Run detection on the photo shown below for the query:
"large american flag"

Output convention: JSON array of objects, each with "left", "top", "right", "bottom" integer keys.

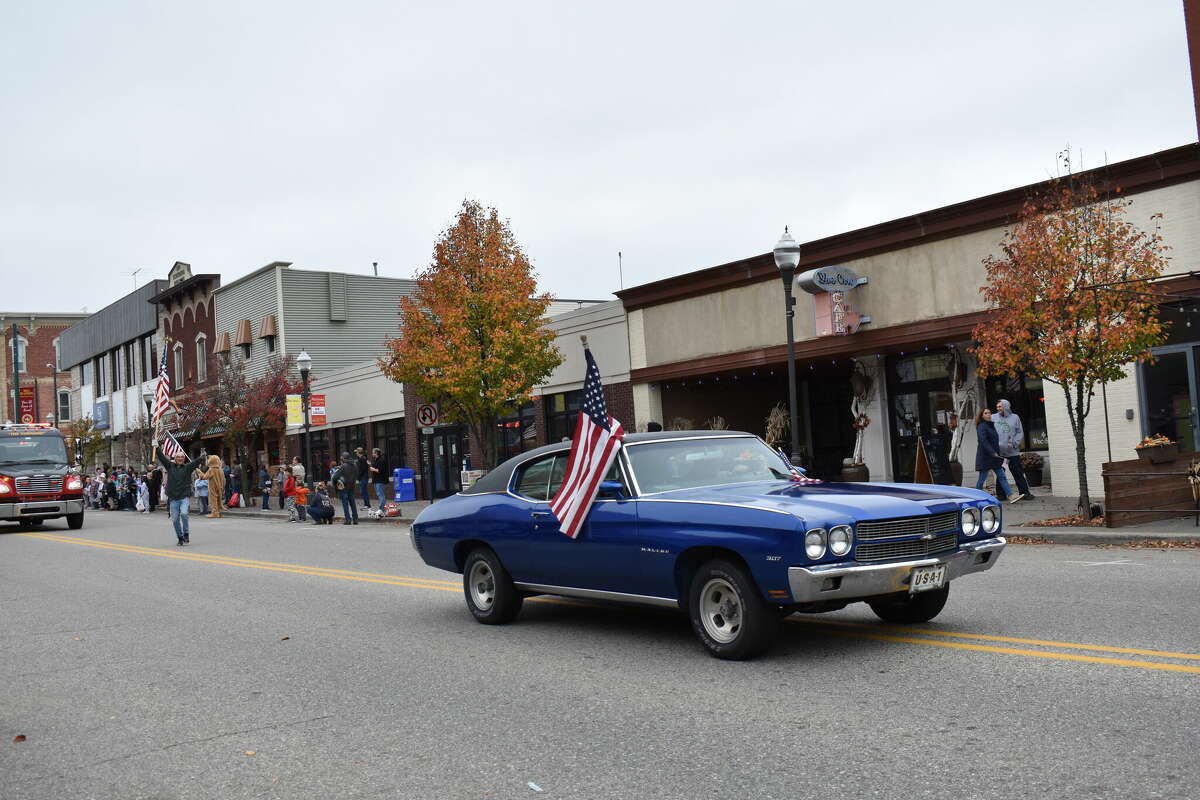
[
  {"left": 159, "top": 430, "right": 185, "bottom": 459},
  {"left": 151, "top": 346, "right": 171, "bottom": 425},
  {"left": 549, "top": 347, "right": 625, "bottom": 538}
]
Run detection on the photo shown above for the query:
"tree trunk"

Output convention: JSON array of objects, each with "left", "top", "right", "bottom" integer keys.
[{"left": 1066, "top": 381, "right": 1092, "bottom": 516}]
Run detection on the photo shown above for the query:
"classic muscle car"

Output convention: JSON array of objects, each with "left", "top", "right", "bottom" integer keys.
[{"left": 410, "top": 431, "right": 1006, "bottom": 659}]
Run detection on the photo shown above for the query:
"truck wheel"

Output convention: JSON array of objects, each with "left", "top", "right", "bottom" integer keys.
[
  {"left": 463, "top": 548, "right": 523, "bottom": 624},
  {"left": 688, "top": 559, "right": 777, "bottom": 660},
  {"left": 18, "top": 519, "right": 38, "bottom": 529},
  {"left": 867, "top": 585, "right": 949, "bottom": 624},
  {"left": 67, "top": 511, "right": 85, "bottom": 530}
]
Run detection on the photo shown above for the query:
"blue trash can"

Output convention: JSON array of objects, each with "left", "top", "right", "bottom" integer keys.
[{"left": 393, "top": 468, "right": 416, "bottom": 502}]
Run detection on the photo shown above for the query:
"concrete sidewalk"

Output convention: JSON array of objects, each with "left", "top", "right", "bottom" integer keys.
[
  {"left": 999, "top": 492, "right": 1199, "bottom": 545},
  {"left": 219, "top": 499, "right": 432, "bottom": 526}
]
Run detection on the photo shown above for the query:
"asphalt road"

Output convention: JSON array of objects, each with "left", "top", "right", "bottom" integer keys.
[{"left": 2, "top": 510, "right": 1198, "bottom": 800}]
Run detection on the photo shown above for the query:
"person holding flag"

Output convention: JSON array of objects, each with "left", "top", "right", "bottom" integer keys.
[
  {"left": 155, "top": 433, "right": 205, "bottom": 545},
  {"left": 549, "top": 337, "right": 626, "bottom": 538}
]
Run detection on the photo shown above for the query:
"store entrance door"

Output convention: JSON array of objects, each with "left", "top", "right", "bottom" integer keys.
[
  {"left": 1141, "top": 346, "right": 1199, "bottom": 453},
  {"left": 423, "top": 426, "right": 465, "bottom": 499},
  {"left": 887, "top": 352, "right": 955, "bottom": 484}
]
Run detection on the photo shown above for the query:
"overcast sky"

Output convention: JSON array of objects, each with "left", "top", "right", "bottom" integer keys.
[{"left": 2, "top": 1, "right": 1194, "bottom": 312}]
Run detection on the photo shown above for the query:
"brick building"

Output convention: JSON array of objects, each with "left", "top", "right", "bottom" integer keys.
[
  {"left": 0, "top": 312, "right": 87, "bottom": 427},
  {"left": 148, "top": 262, "right": 220, "bottom": 456}
]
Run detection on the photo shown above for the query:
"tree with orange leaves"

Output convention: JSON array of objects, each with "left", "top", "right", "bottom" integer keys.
[
  {"left": 972, "top": 165, "right": 1169, "bottom": 515},
  {"left": 380, "top": 200, "right": 561, "bottom": 469}
]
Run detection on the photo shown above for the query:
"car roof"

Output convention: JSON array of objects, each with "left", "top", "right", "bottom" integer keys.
[{"left": 461, "top": 430, "right": 758, "bottom": 495}]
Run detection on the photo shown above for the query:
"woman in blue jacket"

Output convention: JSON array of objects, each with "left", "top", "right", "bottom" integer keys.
[{"left": 975, "top": 408, "right": 1016, "bottom": 501}]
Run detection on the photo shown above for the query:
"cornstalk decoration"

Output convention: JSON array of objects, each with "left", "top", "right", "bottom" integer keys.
[{"left": 849, "top": 360, "right": 876, "bottom": 465}]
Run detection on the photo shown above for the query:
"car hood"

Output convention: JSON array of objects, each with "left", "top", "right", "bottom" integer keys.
[{"left": 645, "top": 480, "right": 992, "bottom": 524}]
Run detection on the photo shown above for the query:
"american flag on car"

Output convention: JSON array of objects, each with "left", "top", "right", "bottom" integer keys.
[{"left": 548, "top": 344, "right": 625, "bottom": 538}]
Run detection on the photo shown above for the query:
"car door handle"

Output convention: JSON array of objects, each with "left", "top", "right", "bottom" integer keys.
[{"left": 531, "top": 511, "right": 553, "bottom": 518}]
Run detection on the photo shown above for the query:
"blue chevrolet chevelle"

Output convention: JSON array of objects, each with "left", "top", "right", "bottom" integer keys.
[{"left": 410, "top": 431, "right": 1006, "bottom": 659}]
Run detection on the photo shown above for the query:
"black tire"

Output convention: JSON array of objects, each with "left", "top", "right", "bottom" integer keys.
[
  {"left": 17, "top": 519, "right": 38, "bottom": 529},
  {"left": 687, "top": 559, "right": 777, "bottom": 660},
  {"left": 67, "top": 511, "right": 84, "bottom": 530},
  {"left": 867, "top": 585, "right": 950, "bottom": 624},
  {"left": 462, "top": 548, "right": 523, "bottom": 625}
]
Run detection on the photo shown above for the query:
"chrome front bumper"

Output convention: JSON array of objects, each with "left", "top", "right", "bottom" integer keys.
[
  {"left": 0, "top": 499, "right": 85, "bottom": 519},
  {"left": 787, "top": 537, "right": 1006, "bottom": 603}
]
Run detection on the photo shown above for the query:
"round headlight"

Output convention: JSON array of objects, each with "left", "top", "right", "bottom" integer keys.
[
  {"left": 961, "top": 507, "right": 979, "bottom": 537},
  {"left": 805, "top": 529, "right": 827, "bottom": 560},
  {"left": 981, "top": 504, "right": 1000, "bottom": 534},
  {"left": 828, "top": 525, "right": 853, "bottom": 557},
  {"left": 0, "top": 483, "right": 10, "bottom": 494}
]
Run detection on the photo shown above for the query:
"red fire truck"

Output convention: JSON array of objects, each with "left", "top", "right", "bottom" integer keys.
[{"left": 0, "top": 423, "right": 85, "bottom": 529}]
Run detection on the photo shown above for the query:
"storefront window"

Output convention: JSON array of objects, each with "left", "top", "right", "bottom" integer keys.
[
  {"left": 894, "top": 353, "right": 950, "bottom": 383},
  {"left": 495, "top": 402, "right": 536, "bottom": 462},
  {"left": 545, "top": 391, "right": 582, "bottom": 443},
  {"left": 887, "top": 352, "right": 954, "bottom": 483},
  {"left": 333, "top": 424, "right": 366, "bottom": 460},
  {"left": 984, "top": 374, "right": 1048, "bottom": 451},
  {"left": 371, "top": 418, "right": 406, "bottom": 471}
]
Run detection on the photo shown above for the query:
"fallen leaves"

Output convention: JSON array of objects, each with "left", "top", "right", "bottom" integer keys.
[
  {"left": 243, "top": 750, "right": 257, "bottom": 756},
  {"left": 280, "top": 636, "right": 289, "bottom": 641},
  {"left": 1020, "top": 515, "right": 1106, "bottom": 527},
  {"left": 1093, "top": 539, "right": 1200, "bottom": 550},
  {"left": 1003, "top": 535, "right": 1055, "bottom": 545},
  {"left": 13, "top": 735, "right": 26, "bottom": 743}
]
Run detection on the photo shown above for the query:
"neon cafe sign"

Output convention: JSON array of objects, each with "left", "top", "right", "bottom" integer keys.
[{"left": 796, "top": 265, "right": 872, "bottom": 336}]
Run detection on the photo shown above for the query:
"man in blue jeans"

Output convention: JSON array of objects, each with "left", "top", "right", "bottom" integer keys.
[
  {"left": 332, "top": 451, "right": 359, "bottom": 525},
  {"left": 156, "top": 447, "right": 206, "bottom": 546}
]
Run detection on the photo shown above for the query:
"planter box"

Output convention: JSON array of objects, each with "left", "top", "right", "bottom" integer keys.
[
  {"left": 1025, "top": 468, "right": 1043, "bottom": 487},
  {"left": 1136, "top": 444, "right": 1179, "bottom": 464}
]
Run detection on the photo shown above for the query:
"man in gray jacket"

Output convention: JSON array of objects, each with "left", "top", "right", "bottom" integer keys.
[{"left": 994, "top": 399, "right": 1033, "bottom": 501}]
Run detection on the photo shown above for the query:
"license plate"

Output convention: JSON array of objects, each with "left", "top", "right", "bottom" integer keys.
[{"left": 910, "top": 563, "right": 947, "bottom": 593}]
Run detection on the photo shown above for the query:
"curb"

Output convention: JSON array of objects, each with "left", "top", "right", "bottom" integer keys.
[
  {"left": 1008, "top": 527, "right": 1200, "bottom": 546},
  {"left": 216, "top": 510, "right": 416, "bottom": 526}
]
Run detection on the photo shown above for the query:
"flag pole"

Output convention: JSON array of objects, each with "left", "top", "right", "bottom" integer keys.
[{"left": 580, "top": 334, "right": 588, "bottom": 349}]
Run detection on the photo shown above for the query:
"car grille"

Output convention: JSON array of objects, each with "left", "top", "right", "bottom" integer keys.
[
  {"left": 16, "top": 476, "right": 63, "bottom": 494},
  {"left": 855, "top": 511, "right": 960, "bottom": 541},
  {"left": 856, "top": 531, "right": 959, "bottom": 562}
]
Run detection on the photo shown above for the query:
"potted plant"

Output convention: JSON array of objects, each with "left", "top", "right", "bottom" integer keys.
[
  {"left": 1020, "top": 451, "right": 1044, "bottom": 487},
  {"left": 1135, "top": 434, "right": 1178, "bottom": 464}
]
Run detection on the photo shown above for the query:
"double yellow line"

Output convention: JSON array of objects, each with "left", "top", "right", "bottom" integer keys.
[
  {"left": 23, "top": 532, "right": 461, "bottom": 593},
  {"left": 22, "top": 531, "right": 1200, "bottom": 675}
]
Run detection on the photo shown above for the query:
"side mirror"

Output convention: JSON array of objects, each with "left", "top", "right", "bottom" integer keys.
[{"left": 597, "top": 480, "right": 625, "bottom": 498}]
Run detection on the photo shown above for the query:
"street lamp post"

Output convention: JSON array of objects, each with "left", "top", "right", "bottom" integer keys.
[
  {"left": 297, "top": 350, "right": 312, "bottom": 484},
  {"left": 773, "top": 227, "right": 803, "bottom": 466}
]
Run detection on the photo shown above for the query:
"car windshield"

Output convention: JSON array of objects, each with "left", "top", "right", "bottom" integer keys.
[
  {"left": 0, "top": 434, "right": 69, "bottom": 465},
  {"left": 626, "top": 436, "right": 792, "bottom": 494}
]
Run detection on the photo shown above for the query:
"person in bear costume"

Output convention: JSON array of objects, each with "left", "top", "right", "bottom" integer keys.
[{"left": 201, "top": 455, "right": 227, "bottom": 518}]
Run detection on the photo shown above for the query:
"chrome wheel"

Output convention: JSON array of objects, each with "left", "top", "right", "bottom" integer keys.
[
  {"left": 699, "top": 577, "right": 743, "bottom": 644},
  {"left": 468, "top": 559, "right": 496, "bottom": 611}
]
